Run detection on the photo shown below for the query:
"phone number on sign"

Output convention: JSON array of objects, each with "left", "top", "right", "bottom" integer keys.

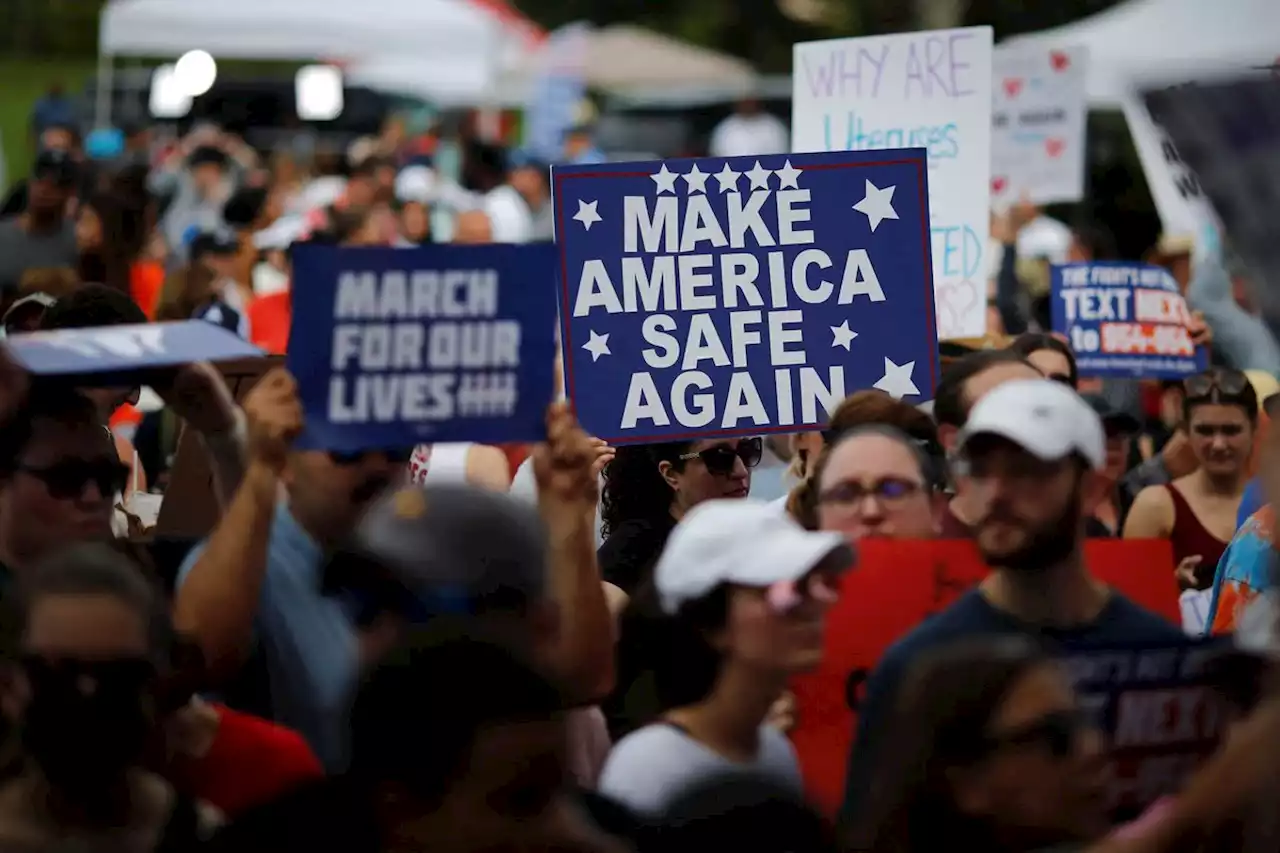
[{"left": 1100, "top": 323, "right": 1194, "bottom": 357}]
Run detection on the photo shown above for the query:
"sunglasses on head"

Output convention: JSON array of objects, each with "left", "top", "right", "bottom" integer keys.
[
  {"left": 329, "top": 448, "right": 415, "bottom": 466},
  {"left": 978, "top": 709, "right": 1093, "bottom": 760},
  {"left": 18, "top": 458, "right": 130, "bottom": 500},
  {"left": 678, "top": 438, "right": 763, "bottom": 476},
  {"left": 1184, "top": 369, "right": 1249, "bottom": 399}
]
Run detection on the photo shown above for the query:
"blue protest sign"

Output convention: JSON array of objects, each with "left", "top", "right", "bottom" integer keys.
[
  {"left": 1060, "top": 637, "right": 1231, "bottom": 819},
  {"left": 288, "top": 243, "right": 558, "bottom": 452},
  {"left": 7, "top": 321, "right": 261, "bottom": 383},
  {"left": 553, "top": 150, "right": 939, "bottom": 444},
  {"left": 1051, "top": 261, "right": 1208, "bottom": 379}
]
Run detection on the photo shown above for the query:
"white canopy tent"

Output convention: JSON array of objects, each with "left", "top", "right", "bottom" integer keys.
[
  {"left": 1000, "top": 0, "right": 1280, "bottom": 106},
  {"left": 347, "top": 24, "right": 756, "bottom": 104},
  {"left": 96, "top": 0, "right": 515, "bottom": 120}
]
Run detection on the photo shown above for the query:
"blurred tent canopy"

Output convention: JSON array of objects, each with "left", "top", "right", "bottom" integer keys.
[
  {"left": 1001, "top": 0, "right": 1280, "bottom": 105},
  {"left": 346, "top": 24, "right": 757, "bottom": 105},
  {"left": 96, "top": 0, "right": 525, "bottom": 106}
]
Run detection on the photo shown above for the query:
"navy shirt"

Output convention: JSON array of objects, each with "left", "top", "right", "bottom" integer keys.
[{"left": 840, "top": 587, "right": 1183, "bottom": 824}]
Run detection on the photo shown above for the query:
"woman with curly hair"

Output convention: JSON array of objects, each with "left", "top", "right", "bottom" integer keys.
[{"left": 598, "top": 437, "right": 762, "bottom": 596}]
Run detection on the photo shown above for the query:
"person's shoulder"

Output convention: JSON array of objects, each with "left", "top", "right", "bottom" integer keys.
[
  {"left": 608, "top": 723, "right": 690, "bottom": 759},
  {"left": 1101, "top": 593, "right": 1185, "bottom": 641},
  {"left": 876, "top": 592, "right": 993, "bottom": 671}
]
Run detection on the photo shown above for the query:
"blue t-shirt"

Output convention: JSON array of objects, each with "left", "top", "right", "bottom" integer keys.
[{"left": 839, "top": 587, "right": 1183, "bottom": 824}]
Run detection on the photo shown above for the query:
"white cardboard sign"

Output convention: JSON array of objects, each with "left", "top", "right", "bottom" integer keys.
[
  {"left": 991, "top": 44, "right": 1088, "bottom": 206},
  {"left": 792, "top": 26, "right": 994, "bottom": 339}
]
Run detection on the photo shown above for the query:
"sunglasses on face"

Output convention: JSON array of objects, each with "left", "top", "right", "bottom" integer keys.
[
  {"left": 979, "top": 709, "right": 1094, "bottom": 760},
  {"left": 329, "top": 448, "right": 415, "bottom": 466},
  {"left": 22, "top": 655, "right": 156, "bottom": 695},
  {"left": 18, "top": 458, "right": 130, "bottom": 500},
  {"left": 1184, "top": 369, "right": 1249, "bottom": 398},
  {"left": 679, "top": 438, "right": 763, "bottom": 476}
]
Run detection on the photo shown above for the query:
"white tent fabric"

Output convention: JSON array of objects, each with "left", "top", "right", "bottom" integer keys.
[
  {"left": 347, "top": 24, "right": 755, "bottom": 103},
  {"left": 1000, "top": 0, "right": 1280, "bottom": 106},
  {"left": 99, "top": 0, "right": 503, "bottom": 67}
]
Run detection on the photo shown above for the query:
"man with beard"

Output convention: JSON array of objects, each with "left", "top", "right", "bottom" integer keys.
[{"left": 839, "top": 379, "right": 1182, "bottom": 825}]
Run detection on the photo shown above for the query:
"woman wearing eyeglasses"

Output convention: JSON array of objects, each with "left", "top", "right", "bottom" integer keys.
[
  {"left": 850, "top": 636, "right": 1109, "bottom": 853},
  {"left": 1124, "top": 369, "right": 1259, "bottom": 591}
]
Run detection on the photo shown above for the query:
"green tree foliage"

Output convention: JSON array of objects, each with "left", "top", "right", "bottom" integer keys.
[{"left": 0, "top": 0, "right": 109, "bottom": 59}]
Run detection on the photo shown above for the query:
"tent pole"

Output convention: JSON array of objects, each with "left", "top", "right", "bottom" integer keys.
[{"left": 94, "top": 51, "right": 115, "bottom": 129}]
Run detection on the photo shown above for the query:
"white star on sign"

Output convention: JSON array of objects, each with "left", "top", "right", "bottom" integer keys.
[
  {"left": 582, "top": 330, "right": 611, "bottom": 362},
  {"left": 572, "top": 199, "right": 601, "bottom": 231},
  {"left": 714, "top": 163, "right": 741, "bottom": 193},
  {"left": 853, "top": 179, "right": 899, "bottom": 232},
  {"left": 650, "top": 164, "right": 678, "bottom": 194},
  {"left": 745, "top": 161, "right": 773, "bottom": 190},
  {"left": 775, "top": 159, "right": 803, "bottom": 189},
  {"left": 830, "top": 320, "right": 858, "bottom": 351},
  {"left": 873, "top": 358, "right": 920, "bottom": 399},
  {"left": 682, "top": 164, "right": 709, "bottom": 194}
]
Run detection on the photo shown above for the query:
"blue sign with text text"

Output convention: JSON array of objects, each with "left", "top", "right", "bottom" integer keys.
[
  {"left": 1052, "top": 262, "right": 1207, "bottom": 379},
  {"left": 7, "top": 321, "right": 261, "bottom": 384},
  {"left": 288, "top": 243, "right": 559, "bottom": 452},
  {"left": 553, "top": 150, "right": 939, "bottom": 444}
]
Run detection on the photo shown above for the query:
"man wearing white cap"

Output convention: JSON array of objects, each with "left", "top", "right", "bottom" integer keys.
[{"left": 840, "top": 379, "right": 1183, "bottom": 823}]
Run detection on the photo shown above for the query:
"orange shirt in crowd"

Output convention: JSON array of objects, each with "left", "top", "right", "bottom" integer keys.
[
  {"left": 168, "top": 704, "right": 324, "bottom": 817},
  {"left": 130, "top": 261, "right": 166, "bottom": 319},
  {"left": 248, "top": 291, "right": 292, "bottom": 354}
]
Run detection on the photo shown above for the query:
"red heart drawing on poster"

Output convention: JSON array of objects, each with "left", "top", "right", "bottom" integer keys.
[
  {"left": 1050, "top": 51, "right": 1070, "bottom": 71},
  {"left": 1045, "top": 138, "right": 1065, "bottom": 157},
  {"left": 992, "top": 176, "right": 1007, "bottom": 193},
  {"left": 1003, "top": 78, "right": 1023, "bottom": 97}
]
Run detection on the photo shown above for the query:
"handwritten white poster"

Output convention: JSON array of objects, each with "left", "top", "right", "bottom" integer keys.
[
  {"left": 991, "top": 45, "right": 1088, "bottom": 206},
  {"left": 793, "top": 27, "right": 994, "bottom": 339}
]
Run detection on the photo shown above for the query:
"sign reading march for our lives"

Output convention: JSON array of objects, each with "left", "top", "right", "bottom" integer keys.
[
  {"left": 793, "top": 27, "right": 993, "bottom": 339},
  {"left": 552, "top": 150, "right": 940, "bottom": 445},
  {"left": 287, "top": 243, "right": 558, "bottom": 452},
  {"left": 7, "top": 321, "right": 261, "bottom": 384},
  {"left": 1051, "top": 262, "right": 1207, "bottom": 379}
]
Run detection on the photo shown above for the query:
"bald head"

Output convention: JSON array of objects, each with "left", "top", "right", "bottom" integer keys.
[{"left": 453, "top": 210, "right": 493, "bottom": 245}]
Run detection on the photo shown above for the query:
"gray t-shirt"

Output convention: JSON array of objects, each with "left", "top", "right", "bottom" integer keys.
[
  {"left": 0, "top": 217, "right": 77, "bottom": 295},
  {"left": 597, "top": 723, "right": 801, "bottom": 815}
]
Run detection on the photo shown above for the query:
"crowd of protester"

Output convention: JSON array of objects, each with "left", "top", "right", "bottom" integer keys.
[{"left": 5, "top": 92, "right": 1280, "bottom": 853}]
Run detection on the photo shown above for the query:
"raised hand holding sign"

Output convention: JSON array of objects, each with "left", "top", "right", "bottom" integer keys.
[{"left": 554, "top": 150, "right": 940, "bottom": 445}]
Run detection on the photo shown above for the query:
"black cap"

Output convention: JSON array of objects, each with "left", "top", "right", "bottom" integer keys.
[
  {"left": 1082, "top": 393, "right": 1141, "bottom": 436},
  {"left": 324, "top": 484, "right": 549, "bottom": 620},
  {"left": 189, "top": 229, "right": 240, "bottom": 261},
  {"left": 32, "top": 149, "right": 78, "bottom": 186},
  {"left": 187, "top": 145, "right": 229, "bottom": 170}
]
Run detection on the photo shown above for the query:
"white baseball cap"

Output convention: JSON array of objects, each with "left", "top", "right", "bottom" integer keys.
[
  {"left": 957, "top": 378, "right": 1106, "bottom": 470},
  {"left": 654, "top": 499, "right": 854, "bottom": 615}
]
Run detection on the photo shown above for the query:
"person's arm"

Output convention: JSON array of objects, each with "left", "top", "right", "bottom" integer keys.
[
  {"left": 464, "top": 444, "right": 511, "bottom": 491},
  {"left": 1186, "top": 246, "right": 1280, "bottom": 373},
  {"left": 534, "top": 403, "right": 616, "bottom": 704},
  {"left": 994, "top": 242, "right": 1028, "bottom": 335},
  {"left": 1121, "top": 485, "right": 1174, "bottom": 540},
  {"left": 170, "top": 369, "right": 302, "bottom": 674},
  {"left": 154, "top": 362, "right": 246, "bottom": 506}
]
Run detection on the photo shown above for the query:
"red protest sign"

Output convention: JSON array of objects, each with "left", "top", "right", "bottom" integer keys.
[{"left": 789, "top": 537, "right": 1181, "bottom": 814}]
